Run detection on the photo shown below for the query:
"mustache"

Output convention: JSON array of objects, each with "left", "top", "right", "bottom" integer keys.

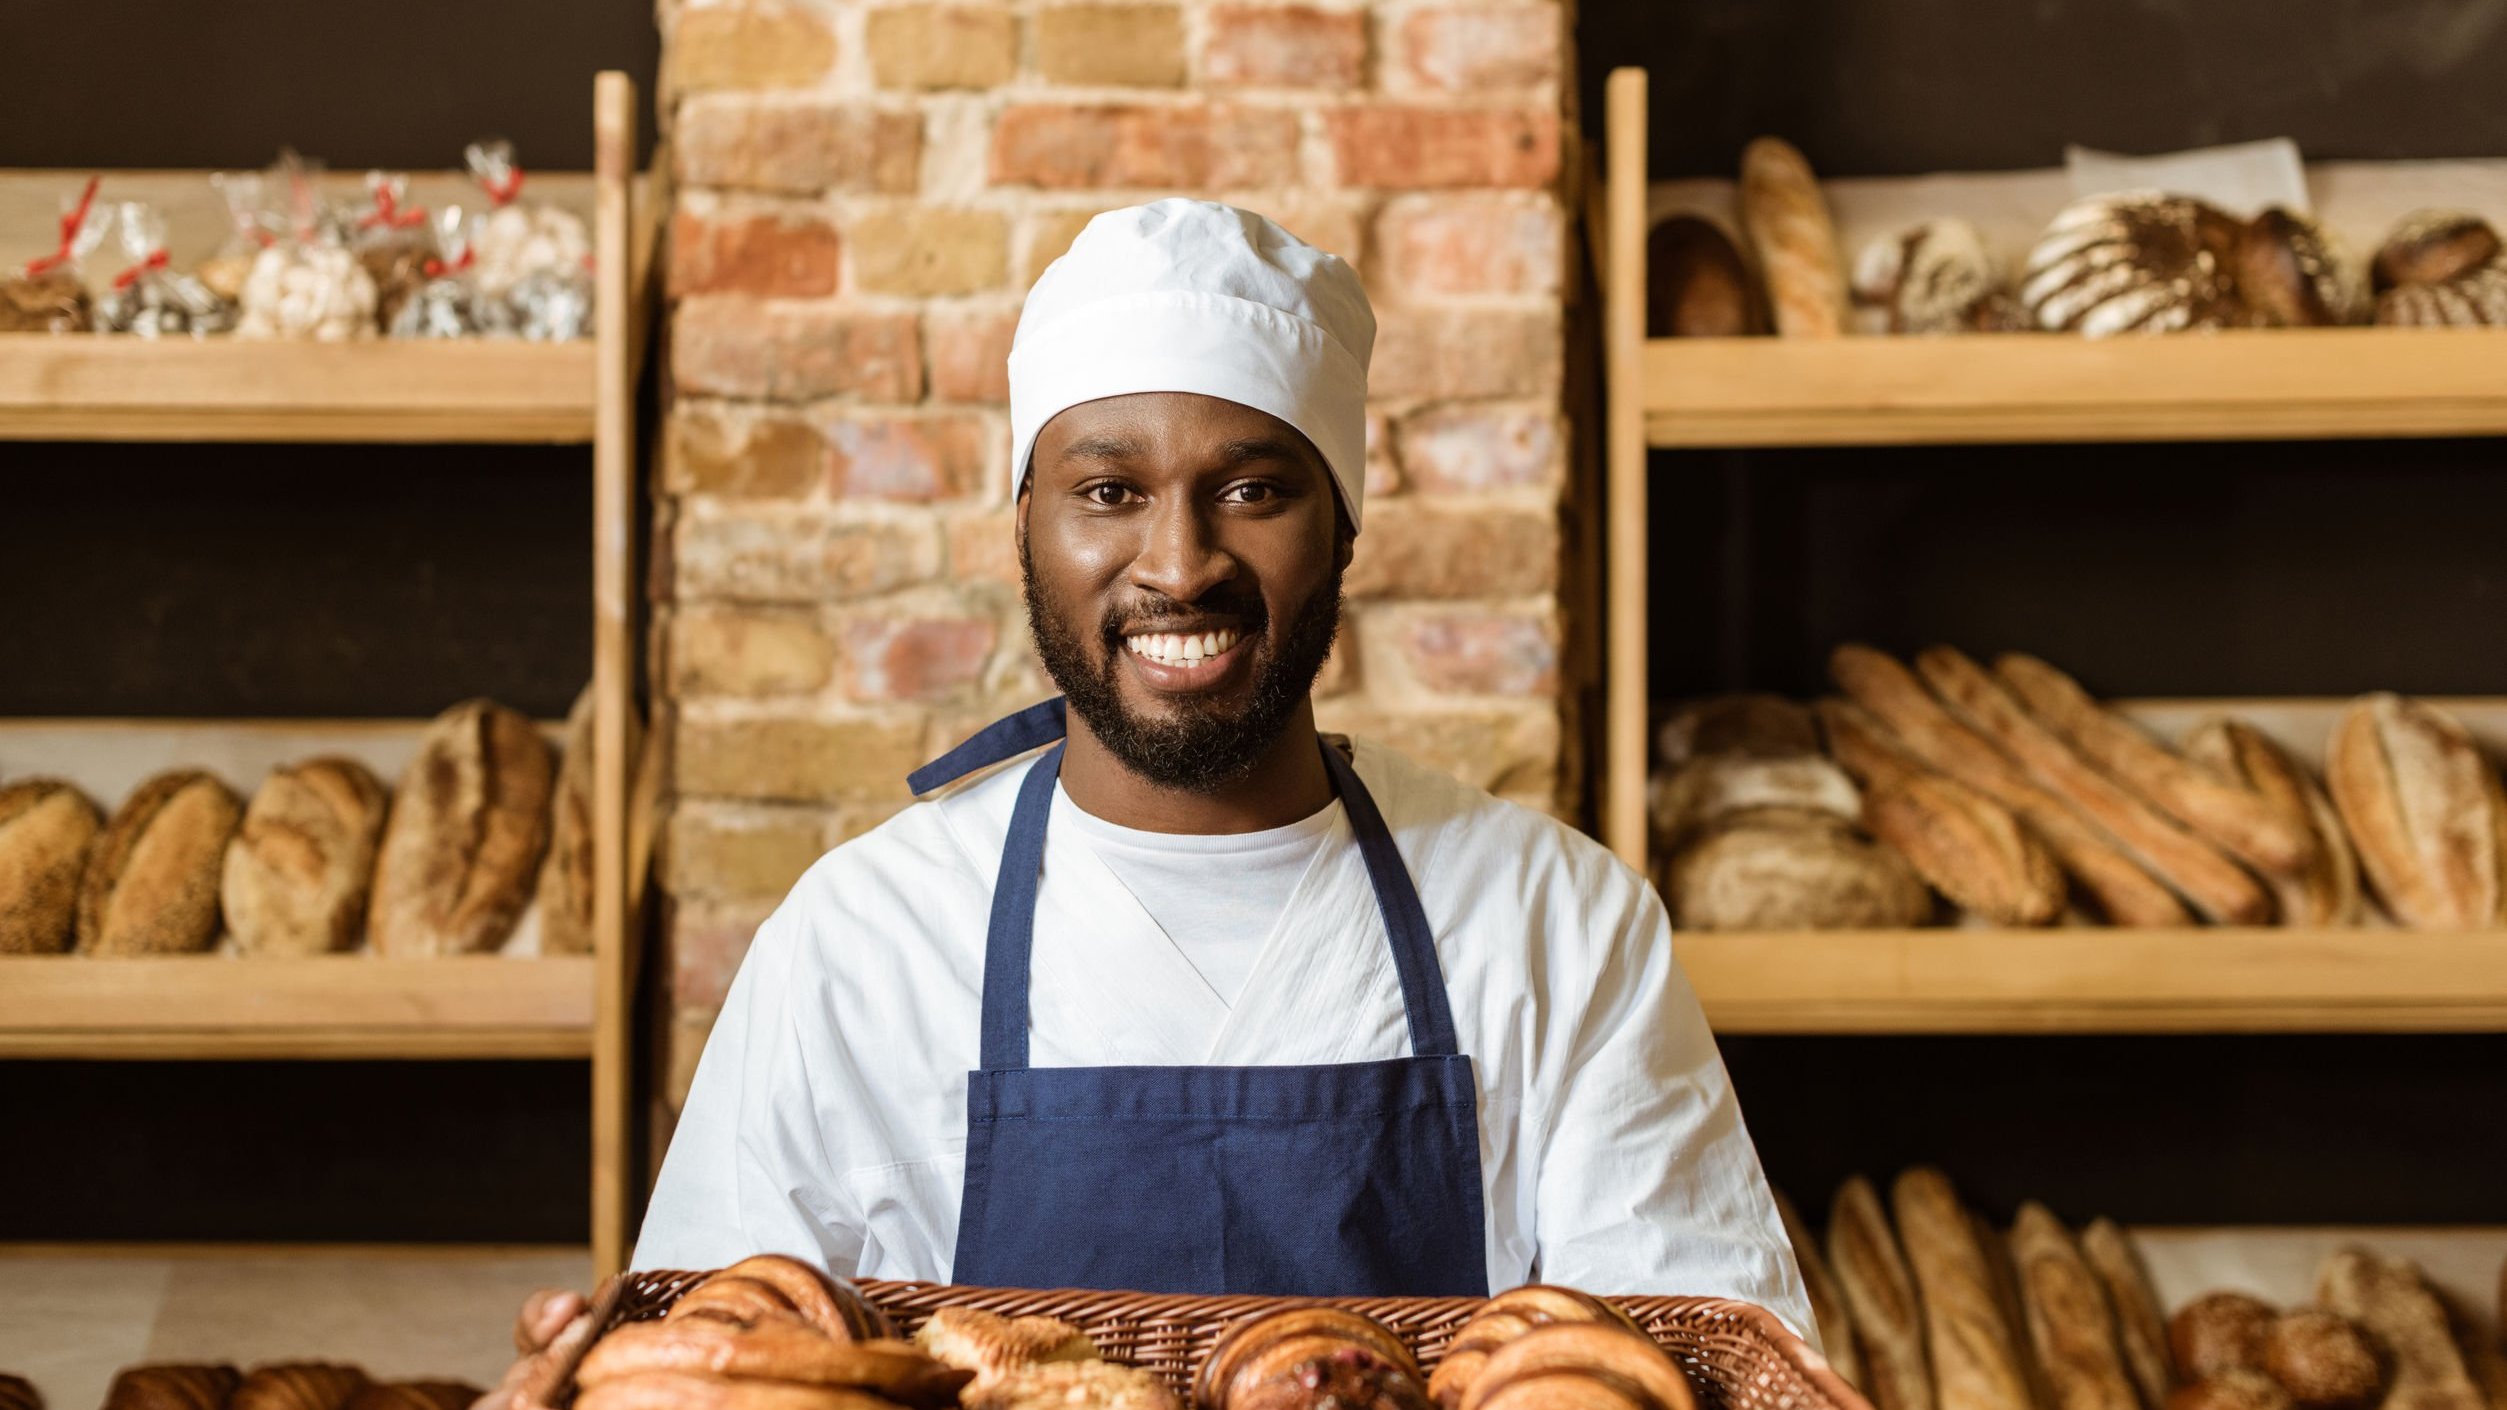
[{"left": 1097, "top": 590, "right": 1268, "bottom": 644}]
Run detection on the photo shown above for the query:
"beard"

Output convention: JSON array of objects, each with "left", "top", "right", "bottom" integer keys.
[{"left": 1021, "top": 538, "right": 1344, "bottom": 793}]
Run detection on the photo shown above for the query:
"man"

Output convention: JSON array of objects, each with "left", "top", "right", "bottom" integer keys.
[{"left": 569, "top": 199, "right": 1808, "bottom": 1332}]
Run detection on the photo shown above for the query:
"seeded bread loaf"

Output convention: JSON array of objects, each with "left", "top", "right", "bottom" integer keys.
[
  {"left": 0, "top": 778, "right": 103, "bottom": 953},
  {"left": 76, "top": 771, "right": 244, "bottom": 955}
]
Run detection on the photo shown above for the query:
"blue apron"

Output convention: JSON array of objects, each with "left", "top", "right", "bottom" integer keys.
[{"left": 905, "top": 697, "right": 1490, "bottom": 1297}]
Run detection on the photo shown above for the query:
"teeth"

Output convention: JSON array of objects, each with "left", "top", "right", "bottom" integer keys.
[{"left": 1126, "top": 628, "right": 1240, "bottom": 666}]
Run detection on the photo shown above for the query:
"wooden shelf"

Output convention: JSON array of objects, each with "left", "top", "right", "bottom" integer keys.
[
  {"left": 0, "top": 955, "right": 596, "bottom": 1059},
  {"left": 1683, "top": 928, "right": 2507, "bottom": 1035}
]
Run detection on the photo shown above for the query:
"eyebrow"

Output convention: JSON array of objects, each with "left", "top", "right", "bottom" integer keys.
[
  {"left": 1058, "top": 434, "right": 1147, "bottom": 463},
  {"left": 1215, "top": 436, "right": 1319, "bottom": 470}
]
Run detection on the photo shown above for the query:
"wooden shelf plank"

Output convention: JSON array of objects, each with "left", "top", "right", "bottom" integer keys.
[
  {"left": 1640, "top": 327, "right": 2507, "bottom": 448},
  {"left": 1682, "top": 928, "right": 2507, "bottom": 1034},
  {"left": 0, "top": 955, "right": 597, "bottom": 1059}
]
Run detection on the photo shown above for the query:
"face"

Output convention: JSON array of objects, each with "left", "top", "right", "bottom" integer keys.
[{"left": 1019, "top": 391, "right": 1351, "bottom": 792}]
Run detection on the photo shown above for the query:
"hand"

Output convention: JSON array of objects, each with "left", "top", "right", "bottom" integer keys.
[
  {"left": 514, "top": 1288, "right": 589, "bottom": 1355},
  {"left": 475, "top": 1288, "right": 594, "bottom": 1410}
]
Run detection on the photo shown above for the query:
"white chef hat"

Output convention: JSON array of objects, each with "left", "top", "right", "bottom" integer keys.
[{"left": 1009, "top": 198, "right": 1376, "bottom": 531}]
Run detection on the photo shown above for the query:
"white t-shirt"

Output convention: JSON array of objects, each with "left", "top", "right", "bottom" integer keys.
[{"left": 1053, "top": 783, "right": 1342, "bottom": 1008}]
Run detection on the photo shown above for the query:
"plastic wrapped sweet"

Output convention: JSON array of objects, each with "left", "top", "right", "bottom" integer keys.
[
  {"left": 463, "top": 138, "right": 594, "bottom": 338},
  {"left": 196, "top": 172, "right": 280, "bottom": 304},
  {"left": 2, "top": 177, "right": 106, "bottom": 334},
  {"left": 388, "top": 206, "right": 513, "bottom": 339},
  {"left": 94, "top": 202, "right": 237, "bottom": 338},
  {"left": 355, "top": 171, "right": 438, "bottom": 330},
  {"left": 237, "top": 239, "right": 378, "bottom": 341},
  {"left": 509, "top": 265, "right": 593, "bottom": 340}
]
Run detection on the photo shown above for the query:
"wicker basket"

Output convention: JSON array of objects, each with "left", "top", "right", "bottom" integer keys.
[{"left": 547, "top": 1272, "right": 1869, "bottom": 1410}]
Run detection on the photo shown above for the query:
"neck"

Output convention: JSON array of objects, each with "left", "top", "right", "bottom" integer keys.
[{"left": 1059, "top": 699, "right": 1334, "bottom": 833}]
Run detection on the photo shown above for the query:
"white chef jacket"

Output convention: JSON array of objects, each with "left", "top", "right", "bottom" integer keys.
[{"left": 636, "top": 736, "right": 1814, "bottom": 1340}]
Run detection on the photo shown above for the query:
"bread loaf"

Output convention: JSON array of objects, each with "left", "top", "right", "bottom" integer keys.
[
  {"left": 2170, "top": 1371, "right": 2294, "bottom": 1410},
  {"left": 535, "top": 686, "right": 639, "bottom": 957},
  {"left": 1739, "top": 137, "right": 1849, "bottom": 338},
  {"left": 1826, "top": 649, "right": 2190, "bottom": 928},
  {"left": 2236, "top": 210, "right": 2367, "bottom": 327},
  {"left": 2079, "top": 1220, "right": 2173, "bottom": 1410},
  {"left": 2316, "top": 1250, "right": 2484, "bottom": 1410},
  {"left": 1916, "top": 647, "right": 2272, "bottom": 925},
  {"left": 76, "top": 771, "right": 244, "bottom": 955},
  {"left": 232, "top": 1364, "right": 370, "bottom": 1410},
  {"left": 2009, "top": 1205, "right": 2138, "bottom": 1410},
  {"left": 2435, "top": 1284, "right": 2507, "bottom": 1410},
  {"left": 1777, "top": 1189, "right": 1868, "bottom": 1389},
  {"left": 1893, "top": 1168, "right": 2033, "bottom": 1410},
  {"left": 222, "top": 758, "right": 389, "bottom": 955},
  {"left": 2373, "top": 212, "right": 2502, "bottom": 289},
  {"left": 2376, "top": 266, "right": 2507, "bottom": 327},
  {"left": 2172, "top": 1295, "right": 2276, "bottom": 1382},
  {"left": 344, "top": 1384, "right": 482, "bottom": 1410},
  {"left": 1992, "top": 656, "right": 2310, "bottom": 877},
  {"left": 370, "top": 699, "right": 556, "bottom": 955},
  {"left": 2325, "top": 694, "right": 2507, "bottom": 929},
  {"left": 2021, "top": 194, "right": 2246, "bottom": 336},
  {"left": 2262, "top": 1312, "right": 2384, "bottom": 1410},
  {"left": 1665, "top": 806, "right": 1933, "bottom": 931},
  {"left": 1654, "top": 754, "right": 1862, "bottom": 847},
  {"left": 1854, "top": 220, "right": 2022, "bottom": 334},
  {"left": 0, "top": 778, "right": 103, "bottom": 953},
  {"left": 1662, "top": 694, "right": 1820, "bottom": 765},
  {"left": 1828, "top": 1176, "right": 1934, "bottom": 1410},
  {"left": 2182, "top": 719, "right": 2363, "bottom": 927},
  {"left": 1648, "top": 215, "right": 1763, "bottom": 338},
  {"left": 0, "top": 1374, "right": 41, "bottom": 1410},
  {"left": 102, "top": 1366, "right": 242, "bottom": 1410}
]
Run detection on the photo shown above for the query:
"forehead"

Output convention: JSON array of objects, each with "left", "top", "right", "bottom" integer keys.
[{"left": 1030, "top": 392, "right": 1326, "bottom": 474}]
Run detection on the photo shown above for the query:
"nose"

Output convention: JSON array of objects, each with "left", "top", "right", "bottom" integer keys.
[{"left": 1128, "top": 493, "right": 1238, "bottom": 604}]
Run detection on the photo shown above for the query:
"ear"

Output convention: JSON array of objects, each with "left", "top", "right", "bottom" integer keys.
[{"left": 1334, "top": 519, "right": 1357, "bottom": 574}]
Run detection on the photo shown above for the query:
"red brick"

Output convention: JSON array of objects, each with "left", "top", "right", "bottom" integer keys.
[
  {"left": 663, "top": 407, "right": 824, "bottom": 498},
  {"left": 1368, "top": 307, "right": 1560, "bottom": 400},
  {"left": 666, "top": 604, "right": 837, "bottom": 696},
  {"left": 1394, "top": 8, "right": 1561, "bottom": 92},
  {"left": 1035, "top": 6, "right": 1187, "bottom": 87},
  {"left": 1375, "top": 195, "right": 1561, "bottom": 297},
  {"left": 1398, "top": 609, "right": 1558, "bottom": 696},
  {"left": 670, "top": 896, "right": 777, "bottom": 1009},
  {"left": 1200, "top": 7, "right": 1367, "bottom": 89},
  {"left": 663, "top": 801, "right": 832, "bottom": 900},
  {"left": 841, "top": 613, "right": 1001, "bottom": 702},
  {"left": 1310, "top": 701, "right": 1559, "bottom": 797},
  {"left": 823, "top": 413, "right": 991, "bottom": 502},
  {"left": 673, "top": 297, "right": 922, "bottom": 402},
  {"left": 947, "top": 508, "right": 1022, "bottom": 585},
  {"left": 669, "top": 211, "right": 841, "bottom": 298},
  {"left": 1394, "top": 404, "right": 1562, "bottom": 494},
  {"left": 991, "top": 103, "right": 1300, "bottom": 190},
  {"left": 675, "top": 97, "right": 922, "bottom": 195},
  {"left": 928, "top": 306, "right": 1017, "bottom": 403},
  {"left": 866, "top": 5, "right": 1018, "bottom": 90},
  {"left": 848, "top": 207, "right": 1009, "bottom": 295},
  {"left": 671, "top": 5, "right": 838, "bottom": 91},
  {"left": 1325, "top": 105, "right": 1559, "bottom": 189},
  {"left": 674, "top": 711, "right": 931, "bottom": 803},
  {"left": 673, "top": 510, "right": 944, "bottom": 601},
  {"left": 1344, "top": 500, "right": 1557, "bottom": 599}
]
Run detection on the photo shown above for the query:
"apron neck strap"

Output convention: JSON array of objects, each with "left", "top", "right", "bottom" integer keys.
[
  {"left": 975, "top": 718, "right": 1461, "bottom": 1070},
  {"left": 909, "top": 697, "right": 1070, "bottom": 795}
]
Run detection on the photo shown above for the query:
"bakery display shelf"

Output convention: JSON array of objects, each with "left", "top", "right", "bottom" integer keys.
[{"left": 0, "top": 166, "right": 661, "bottom": 444}]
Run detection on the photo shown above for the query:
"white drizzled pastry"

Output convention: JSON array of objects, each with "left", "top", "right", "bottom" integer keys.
[
  {"left": 2371, "top": 210, "right": 2507, "bottom": 327},
  {"left": 2235, "top": 208, "right": 2369, "bottom": 327},
  {"left": 1853, "top": 218, "right": 2022, "bottom": 333},
  {"left": 2020, "top": 192, "right": 2246, "bottom": 336}
]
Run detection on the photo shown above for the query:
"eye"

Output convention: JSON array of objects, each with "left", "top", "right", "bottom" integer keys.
[
  {"left": 1081, "top": 480, "right": 1137, "bottom": 507},
  {"left": 1223, "top": 480, "right": 1281, "bottom": 505}
]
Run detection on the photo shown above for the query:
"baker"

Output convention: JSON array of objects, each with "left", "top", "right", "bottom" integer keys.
[{"left": 519, "top": 198, "right": 1810, "bottom": 1350}]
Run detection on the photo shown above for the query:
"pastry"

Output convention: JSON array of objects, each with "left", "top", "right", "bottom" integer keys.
[
  {"left": 76, "top": 770, "right": 244, "bottom": 954},
  {"left": 2171, "top": 1295, "right": 2276, "bottom": 1381},
  {"left": 578, "top": 1328, "right": 968, "bottom": 1410},
  {"left": 2235, "top": 210, "right": 2367, "bottom": 327},
  {"left": 2010, "top": 1204, "right": 2137, "bottom": 1410},
  {"left": 1827, "top": 1176, "right": 1934, "bottom": 1410},
  {"left": 2080, "top": 1219, "right": 2174, "bottom": 1410},
  {"left": 1652, "top": 754, "right": 1862, "bottom": 847},
  {"left": 1892, "top": 1168, "right": 2032, "bottom": 1410},
  {"left": 0, "top": 778, "right": 103, "bottom": 953},
  {"left": 1467, "top": 1381, "right": 1648, "bottom": 1410},
  {"left": 2316, "top": 1250, "right": 2484, "bottom": 1410},
  {"left": 222, "top": 758, "right": 390, "bottom": 955},
  {"left": 2261, "top": 1313, "right": 2383, "bottom": 1410},
  {"left": 1825, "top": 650, "right": 2191, "bottom": 928},
  {"left": 1660, "top": 695, "right": 1820, "bottom": 765},
  {"left": 1430, "top": 1289, "right": 1639, "bottom": 1410},
  {"left": 1854, "top": 219, "right": 2021, "bottom": 334},
  {"left": 700, "top": 1256, "right": 893, "bottom": 1342},
  {"left": 1647, "top": 216, "right": 1762, "bottom": 338},
  {"left": 2021, "top": 193, "right": 2247, "bottom": 336},
  {"left": 536, "top": 686, "right": 641, "bottom": 956},
  {"left": 369, "top": 698, "right": 557, "bottom": 955},
  {"left": 103, "top": 1367, "right": 245, "bottom": 1410},
  {"left": 1993, "top": 654, "right": 2311, "bottom": 876},
  {"left": 1776, "top": 1189, "right": 1867, "bottom": 1389},
  {"left": 575, "top": 1374, "right": 902, "bottom": 1410},
  {"left": 0, "top": 1376, "right": 42, "bottom": 1410},
  {"left": 1460, "top": 1325, "right": 1692, "bottom": 1410},
  {"left": 917, "top": 1307, "right": 1098, "bottom": 1390},
  {"left": 1664, "top": 806, "right": 1933, "bottom": 930},
  {"left": 1199, "top": 1308, "right": 1420, "bottom": 1410},
  {"left": 971, "top": 1362, "right": 1179, "bottom": 1410},
  {"left": 1738, "top": 137, "right": 1849, "bottom": 338},
  {"left": 2325, "top": 694, "right": 2507, "bottom": 929},
  {"left": 1477, "top": 1288, "right": 1640, "bottom": 1334},
  {"left": 2183, "top": 719, "right": 2363, "bottom": 927},
  {"left": 2371, "top": 212, "right": 2501, "bottom": 290},
  {"left": 2170, "top": 1372, "right": 2293, "bottom": 1410},
  {"left": 233, "top": 1364, "right": 371, "bottom": 1410},
  {"left": 1916, "top": 647, "right": 2272, "bottom": 925}
]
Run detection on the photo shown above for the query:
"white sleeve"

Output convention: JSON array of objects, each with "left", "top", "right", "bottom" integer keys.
[
  {"left": 1528, "top": 865, "right": 1820, "bottom": 1349},
  {"left": 631, "top": 897, "right": 868, "bottom": 1275}
]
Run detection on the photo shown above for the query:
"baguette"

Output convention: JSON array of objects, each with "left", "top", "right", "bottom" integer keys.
[
  {"left": 1825, "top": 651, "right": 2190, "bottom": 927},
  {"left": 1894, "top": 1168, "right": 2032, "bottom": 1410},
  {"left": 1739, "top": 137, "right": 1849, "bottom": 338},
  {"left": 1992, "top": 656, "right": 2310, "bottom": 875},
  {"left": 2010, "top": 1205, "right": 2139, "bottom": 1410},
  {"left": 2079, "top": 1220, "right": 2173, "bottom": 1410},
  {"left": 2316, "top": 1249, "right": 2484, "bottom": 1410},
  {"left": 1915, "top": 647, "right": 2272, "bottom": 925},
  {"left": 1976, "top": 1214, "right": 2056, "bottom": 1410},
  {"left": 1830, "top": 1175, "right": 1936, "bottom": 1410},
  {"left": 1778, "top": 1189, "right": 1867, "bottom": 1389},
  {"left": 1820, "top": 701, "right": 2061, "bottom": 925},
  {"left": 2183, "top": 719, "right": 2364, "bottom": 927},
  {"left": 2324, "top": 694, "right": 2507, "bottom": 930}
]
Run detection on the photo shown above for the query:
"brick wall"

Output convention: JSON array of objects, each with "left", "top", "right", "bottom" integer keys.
[{"left": 650, "top": 0, "right": 1583, "bottom": 1108}]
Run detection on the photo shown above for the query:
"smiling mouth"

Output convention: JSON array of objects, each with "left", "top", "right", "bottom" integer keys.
[{"left": 1122, "top": 626, "right": 1244, "bottom": 668}]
